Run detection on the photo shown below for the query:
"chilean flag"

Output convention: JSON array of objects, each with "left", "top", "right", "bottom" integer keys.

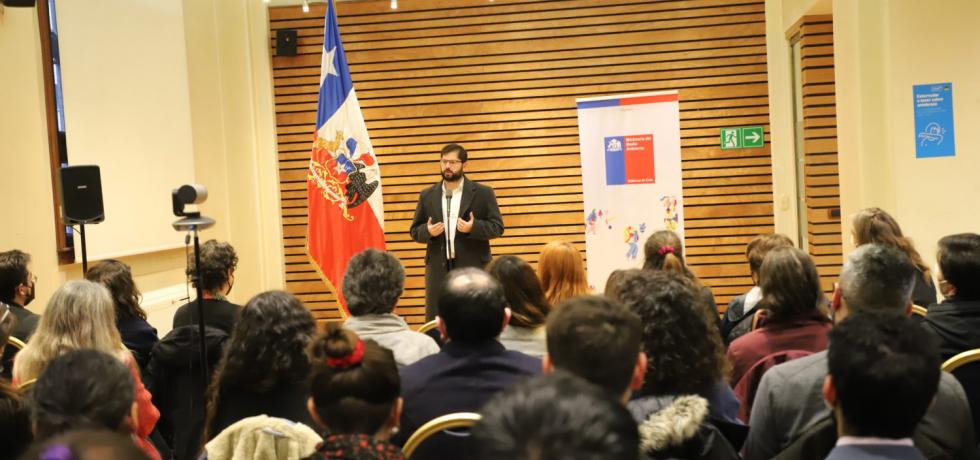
[{"left": 306, "top": 0, "right": 385, "bottom": 315}]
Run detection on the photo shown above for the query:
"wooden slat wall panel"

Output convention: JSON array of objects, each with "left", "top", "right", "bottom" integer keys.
[
  {"left": 800, "top": 15, "right": 842, "bottom": 293},
  {"left": 269, "top": 0, "right": 775, "bottom": 325}
]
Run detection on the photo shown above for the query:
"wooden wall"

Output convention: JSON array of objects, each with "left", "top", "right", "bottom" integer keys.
[
  {"left": 799, "top": 15, "right": 842, "bottom": 292},
  {"left": 269, "top": 0, "right": 775, "bottom": 325}
]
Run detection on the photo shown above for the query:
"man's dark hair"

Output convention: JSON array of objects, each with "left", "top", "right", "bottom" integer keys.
[
  {"left": 187, "top": 240, "right": 238, "bottom": 293},
  {"left": 0, "top": 250, "right": 30, "bottom": 304},
  {"left": 546, "top": 295, "right": 641, "bottom": 397},
  {"left": 440, "top": 143, "right": 468, "bottom": 162},
  {"left": 937, "top": 233, "right": 980, "bottom": 300},
  {"left": 474, "top": 371, "right": 640, "bottom": 460},
  {"left": 342, "top": 248, "right": 405, "bottom": 316},
  {"left": 828, "top": 313, "right": 940, "bottom": 438},
  {"left": 839, "top": 244, "right": 917, "bottom": 313},
  {"left": 616, "top": 269, "right": 728, "bottom": 396},
  {"left": 437, "top": 268, "right": 505, "bottom": 343},
  {"left": 32, "top": 349, "right": 136, "bottom": 441}
]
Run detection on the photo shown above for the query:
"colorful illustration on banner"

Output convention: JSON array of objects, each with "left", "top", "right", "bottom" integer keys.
[
  {"left": 586, "top": 209, "right": 614, "bottom": 234},
  {"left": 624, "top": 223, "right": 647, "bottom": 260},
  {"left": 660, "top": 195, "right": 679, "bottom": 231}
]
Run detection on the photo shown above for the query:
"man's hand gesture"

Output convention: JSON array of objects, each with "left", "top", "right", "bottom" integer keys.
[
  {"left": 427, "top": 217, "right": 445, "bottom": 237},
  {"left": 457, "top": 212, "right": 475, "bottom": 234}
]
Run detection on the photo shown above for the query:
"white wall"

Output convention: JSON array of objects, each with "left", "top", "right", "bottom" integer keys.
[{"left": 0, "top": 1, "right": 284, "bottom": 317}]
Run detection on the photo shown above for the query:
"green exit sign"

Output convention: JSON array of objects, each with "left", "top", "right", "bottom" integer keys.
[{"left": 720, "top": 126, "right": 765, "bottom": 149}]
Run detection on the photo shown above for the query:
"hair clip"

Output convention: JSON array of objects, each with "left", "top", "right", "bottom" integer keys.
[
  {"left": 40, "top": 444, "right": 74, "bottom": 460},
  {"left": 326, "top": 339, "right": 365, "bottom": 369},
  {"left": 657, "top": 245, "right": 675, "bottom": 256}
]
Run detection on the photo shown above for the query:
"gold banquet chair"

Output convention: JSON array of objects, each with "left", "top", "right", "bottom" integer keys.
[
  {"left": 942, "top": 349, "right": 980, "bottom": 373},
  {"left": 402, "top": 412, "right": 482, "bottom": 458},
  {"left": 7, "top": 336, "right": 26, "bottom": 351},
  {"left": 417, "top": 320, "right": 439, "bottom": 335},
  {"left": 910, "top": 305, "right": 928, "bottom": 318}
]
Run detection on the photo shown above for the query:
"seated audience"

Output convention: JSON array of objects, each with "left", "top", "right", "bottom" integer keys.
[
  {"left": 173, "top": 240, "right": 240, "bottom": 333},
  {"left": 146, "top": 324, "right": 228, "bottom": 460},
  {"left": 32, "top": 350, "right": 138, "bottom": 441},
  {"left": 537, "top": 240, "right": 590, "bottom": 306},
  {"left": 0, "top": 380, "right": 31, "bottom": 460},
  {"left": 545, "top": 294, "right": 738, "bottom": 459},
  {"left": 603, "top": 268, "right": 628, "bottom": 299},
  {"left": 822, "top": 313, "right": 941, "bottom": 460},
  {"left": 86, "top": 259, "right": 159, "bottom": 368},
  {"left": 22, "top": 430, "right": 150, "bottom": 460},
  {"left": 487, "top": 255, "right": 551, "bottom": 358},
  {"left": 544, "top": 295, "right": 645, "bottom": 402},
  {"left": 616, "top": 270, "right": 745, "bottom": 446},
  {"left": 0, "top": 249, "right": 39, "bottom": 341},
  {"left": 720, "top": 233, "right": 794, "bottom": 345},
  {"left": 205, "top": 290, "right": 317, "bottom": 440},
  {"left": 302, "top": 324, "right": 405, "bottom": 460},
  {"left": 745, "top": 244, "right": 974, "bottom": 460},
  {"left": 394, "top": 268, "right": 540, "bottom": 459},
  {"left": 12, "top": 280, "right": 160, "bottom": 459},
  {"left": 923, "top": 233, "right": 980, "bottom": 360},
  {"left": 643, "top": 230, "right": 718, "bottom": 315},
  {"left": 342, "top": 248, "right": 438, "bottom": 367},
  {"left": 474, "top": 371, "right": 640, "bottom": 460},
  {"left": 851, "top": 207, "right": 937, "bottom": 307},
  {"left": 726, "top": 247, "right": 831, "bottom": 403}
]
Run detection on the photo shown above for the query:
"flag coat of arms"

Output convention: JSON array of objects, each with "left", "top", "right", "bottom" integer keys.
[{"left": 307, "top": 0, "right": 385, "bottom": 314}]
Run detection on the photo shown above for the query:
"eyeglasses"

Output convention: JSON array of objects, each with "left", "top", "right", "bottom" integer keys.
[{"left": 440, "top": 159, "right": 464, "bottom": 166}]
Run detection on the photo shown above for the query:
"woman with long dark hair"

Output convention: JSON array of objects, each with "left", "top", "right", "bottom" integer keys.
[
  {"left": 204, "top": 291, "right": 317, "bottom": 440},
  {"left": 303, "top": 324, "right": 405, "bottom": 460},
  {"left": 726, "top": 247, "right": 831, "bottom": 414},
  {"left": 86, "top": 259, "right": 158, "bottom": 367},
  {"left": 851, "top": 207, "right": 936, "bottom": 307},
  {"left": 487, "top": 255, "right": 551, "bottom": 358}
]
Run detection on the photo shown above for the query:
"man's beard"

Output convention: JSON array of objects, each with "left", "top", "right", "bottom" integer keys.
[{"left": 443, "top": 169, "right": 463, "bottom": 181}]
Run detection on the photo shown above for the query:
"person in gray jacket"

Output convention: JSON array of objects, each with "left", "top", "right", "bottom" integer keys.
[
  {"left": 342, "top": 248, "right": 438, "bottom": 367},
  {"left": 745, "top": 244, "right": 975, "bottom": 460}
]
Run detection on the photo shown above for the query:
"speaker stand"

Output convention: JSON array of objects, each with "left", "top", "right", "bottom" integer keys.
[{"left": 78, "top": 222, "right": 89, "bottom": 274}]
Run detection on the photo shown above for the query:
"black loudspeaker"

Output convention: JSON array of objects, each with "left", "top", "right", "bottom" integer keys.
[
  {"left": 0, "top": 0, "right": 36, "bottom": 7},
  {"left": 276, "top": 29, "right": 298, "bottom": 56},
  {"left": 61, "top": 165, "right": 105, "bottom": 224}
]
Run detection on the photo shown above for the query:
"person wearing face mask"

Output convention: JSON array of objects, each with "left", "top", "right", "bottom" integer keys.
[
  {"left": 409, "top": 143, "right": 505, "bottom": 321},
  {"left": 0, "top": 249, "right": 39, "bottom": 341},
  {"left": 172, "top": 240, "right": 240, "bottom": 334},
  {"left": 922, "top": 233, "right": 980, "bottom": 361}
]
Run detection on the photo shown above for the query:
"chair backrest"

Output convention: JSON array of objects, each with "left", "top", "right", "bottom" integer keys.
[
  {"left": 910, "top": 305, "right": 928, "bottom": 318},
  {"left": 417, "top": 320, "right": 439, "bottom": 334},
  {"left": 402, "top": 412, "right": 481, "bottom": 459},
  {"left": 734, "top": 349, "right": 814, "bottom": 423},
  {"left": 7, "top": 336, "right": 26, "bottom": 351},
  {"left": 18, "top": 378, "right": 37, "bottom": 391},
  {"left": 940, "top": 348, "right": 980, "bottom": 442}
]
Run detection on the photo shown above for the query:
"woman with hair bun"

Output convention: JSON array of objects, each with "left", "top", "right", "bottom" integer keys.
[
  {"left": 643, "top": 230, "right": 719, "bottom": 318},
  {"left": 303, "top": 323, "right": 404, "bottom": 460}
]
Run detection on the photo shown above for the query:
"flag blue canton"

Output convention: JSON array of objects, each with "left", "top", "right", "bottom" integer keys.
[{"left": 316, "top": 0, "right": 354, "bottom": 131}]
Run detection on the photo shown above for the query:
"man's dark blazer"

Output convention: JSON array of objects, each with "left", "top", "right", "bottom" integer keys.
[
  {"left": 409, "top": 178, "right": 504, "bottom": 319},
  {"left": 394, "top": 340, "right": 540, "bottom": 459}
]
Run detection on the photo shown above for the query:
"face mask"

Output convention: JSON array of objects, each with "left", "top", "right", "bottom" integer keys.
[{"left": 23, "top": 281, "right": 35, "bottom": 306}]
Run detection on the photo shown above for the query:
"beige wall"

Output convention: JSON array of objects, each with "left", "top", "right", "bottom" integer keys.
[
  {"left": 0, "top": 2, "right": 284, "bottom": 327},
  {"left": 768, "top": 0, "right": 980, "bottom": 274}
]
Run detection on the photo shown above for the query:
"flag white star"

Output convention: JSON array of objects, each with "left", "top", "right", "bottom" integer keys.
[{"left": 321, "top": 46, "right": 339, "bottom": 85}]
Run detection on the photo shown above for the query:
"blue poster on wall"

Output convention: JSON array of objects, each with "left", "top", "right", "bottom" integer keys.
[{"left": 913, "top": 83, "right": 955, "bottom": 158}]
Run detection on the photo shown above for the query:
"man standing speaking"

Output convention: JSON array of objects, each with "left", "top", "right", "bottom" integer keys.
[{"left": 410, "top": 143, "right": 504, "bottom": 321}]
